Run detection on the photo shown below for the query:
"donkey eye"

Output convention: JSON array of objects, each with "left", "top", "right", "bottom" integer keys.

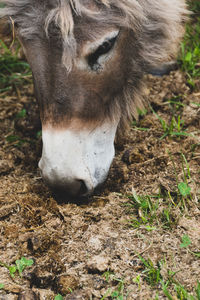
[{"left": 88, "top": 36, "right": 117, "bottom": 68}]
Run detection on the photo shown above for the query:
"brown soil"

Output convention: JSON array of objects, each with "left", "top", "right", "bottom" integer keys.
[{"left": 0, "top": 66, "right": 200, "bottom": 299}]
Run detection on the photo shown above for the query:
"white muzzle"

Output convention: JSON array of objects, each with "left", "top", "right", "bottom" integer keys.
[{"left": 38, "top": 121, "right": 118, "bottom": 196}]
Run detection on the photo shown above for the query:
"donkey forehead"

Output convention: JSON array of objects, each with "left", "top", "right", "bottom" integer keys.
[{"left": 13, "top": 0, "right": 142, "bottom": 43}]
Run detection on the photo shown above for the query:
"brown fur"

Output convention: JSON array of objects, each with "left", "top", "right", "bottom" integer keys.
[{"left": 0, "top": 0, "right": 188, "bottom": 132}]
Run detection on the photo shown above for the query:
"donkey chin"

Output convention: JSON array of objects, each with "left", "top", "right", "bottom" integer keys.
[{"left": 38, "top": 121, "right": 118, "bottom": 197}]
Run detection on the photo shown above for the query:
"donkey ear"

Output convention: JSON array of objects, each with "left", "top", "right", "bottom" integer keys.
[
  {"left": 140, "top": 0, "right": 188, "bottom": 68},
  {"left": 0, "top": 17, "right": 12, "bottom": 38}
]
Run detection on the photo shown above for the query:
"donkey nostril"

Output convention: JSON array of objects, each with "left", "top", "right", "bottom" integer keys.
[{"left": 78, "top": 180, "right": 88, "bottom": 196}]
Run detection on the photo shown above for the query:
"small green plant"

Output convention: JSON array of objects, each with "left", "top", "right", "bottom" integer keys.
[
  {"left": 101, "top": 274, "right": 127, "bottom": 300},
  {"left": 132, "top": 275, "right": 141, "bottom": 290},
  {"left": 180, "top": 234, "right": 192, "bottom": 248},
  {"left": 16, "top": 108, "right": 27, "bottom": 119},
  {"left": 36, "top": 130, "right": 42, "bottom": 139},
  {"left": 138, "top": 254, "right": 200, "bottom": 299},
  {"left": 137, "top": 108, "right": 148, "bottom": 117},
  {"left": 6, "top": 134, "right": 29, "bottom": 147},
  {"left": 103, "top": 270, "right": 114, "bottom": 282},
  {"left": 178, "top": 1, "right": 200, "bottom": 88},
  {"left": 179, "top": 32, "right": 200, "bottom": 88},
  {"left": 167, "top": 152, "right": 193, "bottom": 210},
  {"left": 166, "top": 96, "right": 185, "bottom": 111},
  {"left": 151, "top": 107, "right": 189, "bottom": 140},
  {"left": 15, "top": 257, "right": 34, "bottom": 277},
  {"left": 161, "top": 206, "right": 175, "bottom": 229},
  {"left": 178, "top": 182, "right": 191, "bottom": 197},
  {"left": 0, "top": 283, "right": 4, "bottom": 289},
  {"left": 0, "top": 257, "right": 34, "bottom": 279},
  {"left": 138, "top": 255, "right": 162, "bottom": 286},
  {"left": 196, "top": 281, "right": 200, "bottom": 299},
  {"left": 54, "top": 294, "right": 63, "bottom": 300},
  {"left": 111, "top": 278, "right": 125, "bottom": 300},
  {"left": 180, "top": 234, "right": 200, "bottom": 258},
  {"left": 162, "top": 280, "right": 200, "bottom": 300},
  {"left": 126, "top": 190, "right": 160, "bottom": 228}
]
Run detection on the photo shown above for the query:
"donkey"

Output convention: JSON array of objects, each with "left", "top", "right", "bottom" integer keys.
[{"left": 0, "top": 0, "right": 187, "bottom": 196}]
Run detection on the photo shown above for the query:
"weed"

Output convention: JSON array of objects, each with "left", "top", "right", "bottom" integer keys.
[
  {"left": 110, "top": 278, "right": 125, "bottom": 300},
  {"left": 6, "top": 134, "right": 29, "bottom": 147},
  {"left": 178, "top": 1, "right": 200, "bottom": 88},
  {"left": 126, "top": 190, "right": 160, "bottom": 228},
  {"left": 167, "top": 152, "right": 193, "bottom": 209},
  {"left": 178, "top": 182, "right": 191, "bottom": 197},
  {"left": 180, "top": 234, "right": 200, "bottom": 258},
  {"left": 188, "top": 0, "right": 200, "bottom": 12},
  {"left": 0, "top": 283, "right": 4, "bottom": 289},
  {"left": 143, "top": 258, "right": 161, "bottom": 285},
  {"left": 192, "top": 102, "right": 200, "bottom": 107},
  {"left": 138, "top": 256, "right": 162, "bottom": 286},
  {"left": 161, "top": 206, "right": 175, "bottom": 229},
  {"left": 101, "top": 274, "right": 127, "bottom": 300},
  {"left": 150, "top": 106, "right": 190, "bottom": 140},
  {"left": 132, "top": 275, "right": 141, "bottom": 290},
  {"left": 0, "top": 257, "right": 34, "bottom": 279},
  {"left": 161, "top": 281, "right": 174, "bottom": 300},
  {"left": 0, "top": 39, "right": 31, "bottom": 92},
  {"left": 138, "top": 255, "right": 200, "bottom": 299},
  {"left": 196, "top": 281, "right": 200, "bottom": 299},
  {"left": 5, "top": 133, "right": 36, "bottom": 147},
  {"left": 153, "top": 293, "right": 159, "bottom": 300},
  {"left": 137, "top": 108, "right": 148, "bottom": 117},
  {"left": 180, "top": 234, "right": 191, "bottom": 248},
  {"left": 54, "top": 295, "right": 63, "bottom": 300},
  {"left": 103, "top": 270, "right": 114, "bottom": 282},
  {"left": 166, "top": 97, "right": 185, "bottom": 111},
  {"left": 36, "top": 130, "right": 42, "bottom": 139},
  {"left": 174, "top": 283, "right": 196, "bottom": 300},
  {"left": 16, "top": 108, "right": 27, "bottom": 119},
  {"left": 162, "top": 281, "right": 200, "bottom": 300},
  {"left": 132, "top": 125, "right": 150, "bottom": 132}
]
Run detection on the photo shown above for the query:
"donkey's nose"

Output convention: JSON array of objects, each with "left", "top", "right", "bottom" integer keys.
[
  {"left": 39, "top": 167, "right": 96, "bottom": 196},
  {"left": 48, "top": 178, "right": 94, "bottom": 197},
  {"left": 38, "top": 122, "right": 118, "bottom": 197}
]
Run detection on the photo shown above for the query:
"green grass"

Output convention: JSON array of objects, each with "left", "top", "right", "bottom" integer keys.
[
  {"left": 135, "top": 256, "right": 200, "bottom": 300},
  {"left": 125, "top": 151, "right": 196, "bottom": 231},
  {"left": 150, "top": 106, "right": 192, "bottom": 140},
  {"left": 101, "top": 273, "right": 127, "bottom": 300},
  {"left": 178, "top": 0, "right": 200, "bottom": 88},
  {"left": 0, "top": 39, "right": 31, "bottom": 93}
]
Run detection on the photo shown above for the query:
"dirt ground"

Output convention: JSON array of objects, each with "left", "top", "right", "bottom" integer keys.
[{"left": 0, "top": 57, "right": 200, "bottom": 298}]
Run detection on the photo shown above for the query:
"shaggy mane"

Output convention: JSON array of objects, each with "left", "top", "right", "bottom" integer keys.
[{"left": 0, "top": 0, "right": 188, "bottom": 69}]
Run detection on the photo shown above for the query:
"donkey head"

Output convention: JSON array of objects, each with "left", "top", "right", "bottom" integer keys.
[{"left": 0, "top": 0, "right": 187, "bottom": 196}]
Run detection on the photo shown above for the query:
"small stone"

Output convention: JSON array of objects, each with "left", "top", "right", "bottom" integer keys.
[{"left": 87, "top": 254, "right": 110, "bottom": 272}]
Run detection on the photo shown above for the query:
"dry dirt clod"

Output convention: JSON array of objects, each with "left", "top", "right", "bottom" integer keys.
[
  {"left": 122, "top": 148, "right": 144, "bottom": 164},
  {"left": 17, "top": 290, "right": 40, "bottom": 300},
  {"left": 64, "top": 290, "right": 90, "bottom": 300},
  {"left": 87, "top": 254, "right": 110, "bottom": 273},
  {"left": 57, "top": 275, "right": 79, "bottom": 295},
  {"left": 0, "top": 159, "right": 13, "bottom": 176}
]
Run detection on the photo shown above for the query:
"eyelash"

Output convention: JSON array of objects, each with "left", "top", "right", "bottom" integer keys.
[{"left": 88, "top": 36, "right": 117, "bottom": 69}]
